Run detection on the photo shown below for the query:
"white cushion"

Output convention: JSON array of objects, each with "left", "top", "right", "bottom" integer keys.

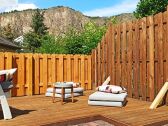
[
  {"left": 89, "top": 91, "right": 127, "bottom": 102},
  {"left": 45, "top": 92, "right": 83, "bottom": 98},
  {"left": 46, "top": 87, "right": 84, "bottom": 94},
  {"left": 88, "top": 100, "right": 126, "bottom": 107},
  {"left": 0, "top": 68, "right": 17, "bottom": 76},
  {"left": 98, "top": 85, "right": 126, "bottom": 94}
]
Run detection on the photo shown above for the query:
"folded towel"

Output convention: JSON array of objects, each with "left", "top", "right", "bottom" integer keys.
[{"left": 98, "top": 85, "right": 126, "bottom": 94}]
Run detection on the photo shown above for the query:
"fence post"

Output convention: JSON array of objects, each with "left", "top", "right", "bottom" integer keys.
[{"left": 149, "top": 16, "right": 155, "bottom": 101}]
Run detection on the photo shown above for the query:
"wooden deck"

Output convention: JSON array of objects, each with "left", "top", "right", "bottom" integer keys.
[{"left": 0, "top": 90, "right": 167, "bottom": 126}]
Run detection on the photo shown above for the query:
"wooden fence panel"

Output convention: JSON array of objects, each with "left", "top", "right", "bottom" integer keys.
[
  {"left": 0, "top": 53, "right": 92, "bottom": 96},
  {"left": 91, "top": 6, "right": 168, "bottom": 103}
]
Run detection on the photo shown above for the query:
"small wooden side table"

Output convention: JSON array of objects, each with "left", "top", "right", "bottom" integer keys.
[{"left": 52, "top": 83, "right": 74, "bottom": 105}]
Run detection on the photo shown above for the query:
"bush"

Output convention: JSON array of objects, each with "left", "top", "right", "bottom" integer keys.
[{"left": 36, "top": 34, "right": 66, "bottom": 54}]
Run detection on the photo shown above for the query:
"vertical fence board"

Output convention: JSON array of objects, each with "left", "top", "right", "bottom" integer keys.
[
  {"left": 34, "top": 54, "right": 40, "bottom": 94},
  {"left": 67, "top": 55, "right": 71, "bottom": 81},
  {"left": 27, "top": 54, "right": 33, "bottom": 96},
  {"left": 133, "top": 21, "right": 140, "bottom": 99},
  {"left": 74, "top": 55, "right": 79, "bottom": 83},
  {"left": 97, "top": 43, "right": 101, "bottom": 86},
  {"left": 149, "top": 16, "right": 155, "bottom": 101},
  {"left": 51, "top": 54, "right": 56, "bottom": 84},
  {"left": 157, "top": 13, "right": 164, "bottom": 93},
  {"left": 111, "top": 25, "right": 115, "bottom": 84},
  {"left": 121, "top": 23, "right": 127, "bottom": 89},
  {"left": 43, "top": 54, "right": 48, "bottom": 94},
  {"left": 0, "top": 53, "right": 5, "bottom": 70},
  {"left": 141, "top": 17, "right": 147, "bottom": 100},
  {"left": 127, "top": 22, "right": 133, "bottom": 97},
  {"left": 81, "top": 56, "right": 85, "bottom": 88},
  {"left": 58, "top": 55, "right": 63, "bottom": 82},
  {"left": 165, "top": 6, "right": 168, "bottom": 103},
  {"left": 115, "top": 25, "right": 121, "bottom": 85},
  {"left": 101, "top": 37, "right": 105, "bottom": 83}
]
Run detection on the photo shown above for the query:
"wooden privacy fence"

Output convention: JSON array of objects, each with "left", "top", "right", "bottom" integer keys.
[
  {"left": 0, "top": 53, "right": 92, "bottom": 96},
  {"left": 92, "top": 7, "right": 168, "bottom": 103}
]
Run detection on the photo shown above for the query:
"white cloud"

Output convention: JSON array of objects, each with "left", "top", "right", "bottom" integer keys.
[
  {"left": 83, "top": 0, "right": 139, "bottom": 17},
  {"left": 0, "top": 0, "right": 38, "bottom": 12},
  {"left": 0, "top": 0, "right": 17, "bottom": 7},
  {"left": 5, "top": 3, "right": 38, "bottom": 12}
]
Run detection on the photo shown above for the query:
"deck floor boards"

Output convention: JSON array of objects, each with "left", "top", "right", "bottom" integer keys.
[{"left": 0, "top": 90, "right": 167, "bottom": 126}]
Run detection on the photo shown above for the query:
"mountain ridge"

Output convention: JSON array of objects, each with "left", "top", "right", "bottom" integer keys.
[{"left": 0, "top": 6, "right": 136, "bottom": 37}]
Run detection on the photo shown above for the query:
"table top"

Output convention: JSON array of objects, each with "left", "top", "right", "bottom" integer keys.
[{"left": 53, "top": 82, "right": 73, "bottom": 88}]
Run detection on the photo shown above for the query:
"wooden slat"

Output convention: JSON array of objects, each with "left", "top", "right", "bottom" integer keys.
[
  {"left": 115, "top": 25, "right": 121, "bottom": 85},
  {"left": 121, "top": 23, "right": 127, "bottom": 89},
  {"left": 127, "top": 22, "right": 133, "bottom": 97},
  {"left": 67, "top": 55, "right": 71, "bottom": 81},
  {"left": 27, "top": 54, "right": 33, "bottom": 96},
  {"left": 157, "top": 13, "right": 164, "bottom": 93},
  {"left": 148, "top": 16, "right": 155, "bottom": 101},
  {"left": 110, "top": 25, "right": 115, "bottom": 84},
  {"left": 97, "top": 43, "right": 101, "bottom": 86},
  {"left": 165, "top": 6, "right": 168, "bottom": 104},
  {"left": 91, "top": 50, "right": 96, "bottom": 89},
  {"left": 133, "top": 21, "right": 140, "bottom": 99},
  {"left": 58, "top": 55, "right": 63, "bottom": 82},
  {"left": 106, "top": 28, "right": 111, "bottom": 77},
  {"left": 101, "top": 37, "right": 105, "bottom": 83},
  {"left": 34, "top": 54, "right": 40, "bottom": 94},
  {"left": 6, "top": 53, "right": 12, "bottom": 69},
  {"left": 74, "top": 55, "right": 79, "bottom": 83},
  {"left": 0, "top": 52, "right": 5, "bottom": 70},
  {"left": 51, "top": 54, "right": 56, "bottom": 84},
  {"left": 81, "top": 56, "right": 85, "bottom": 88},
  {"left": 88, "top": 55, "right": 92, "bottom": 90},
  {"left": 43, "top": 54, "right": 48, "bottom": 94},
  {"left": 141, "top": 17, "right": 147, "bottom": 100}
]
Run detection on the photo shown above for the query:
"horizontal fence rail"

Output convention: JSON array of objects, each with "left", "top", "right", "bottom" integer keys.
[
  {"left": 91, "top": 7, "right": 168, "bottom": 103},
  {"left": 0, "top": 53, "right": 92, "bottom": 96}
]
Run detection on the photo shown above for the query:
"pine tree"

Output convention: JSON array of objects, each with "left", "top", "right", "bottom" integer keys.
[
  {"left": 31, "top": 9, "right": 48, "bottom": 36},
  {"left": 23, "top": 9, "right": 48, "bottom": 52}
]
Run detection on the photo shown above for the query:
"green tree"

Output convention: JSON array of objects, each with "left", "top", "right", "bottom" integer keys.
[
  {"left": 134, "top": 0, "right": 168, "bottom": 18},
  {"left": 36, "top": 34, "right": 66, "bottom": 54},
  {"left": 23, "top": 32, "right": 41, "bottom": 52},
  {"left": 31, "top": 9, "right": 48, "bottom": 35},
  {"left": 23, "top": 9, "right": 48, "bottom": 52},
  {"left": 64, "top": 22, "right": 106, "bottom": 54}
]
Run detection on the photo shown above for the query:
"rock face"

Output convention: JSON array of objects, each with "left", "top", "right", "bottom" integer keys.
[{"left": 0, "top": 6, "right": 135, "bottom": 36}]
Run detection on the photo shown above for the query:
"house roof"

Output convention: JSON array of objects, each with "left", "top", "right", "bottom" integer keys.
[{"left": 0, "top": 37, "right": 20, "bottom": 49}]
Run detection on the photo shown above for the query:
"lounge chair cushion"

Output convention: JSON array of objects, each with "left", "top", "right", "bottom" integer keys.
[
  {"left": 46, "top": 87, "right": 84, "bottom": 94},
  {"left": 102, "top": 76, "right": 110, "bottom": 86},
  {"left": 45, "top": 92, "right": 83, "bottom": 98},
  {"left": 89, "top": 91, "right": 127, "bottom": 102},
  {"left": 88, "top": 100, "right": 126, "bottom": 107}
]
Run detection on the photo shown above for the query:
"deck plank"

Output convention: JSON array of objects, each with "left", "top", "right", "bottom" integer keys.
[{"left": 0, "top": 90, "right": 167, "bottom": 126}]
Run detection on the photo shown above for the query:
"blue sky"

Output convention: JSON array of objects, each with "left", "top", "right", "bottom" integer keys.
[{"left": 0, "top": 0, "right": 139, "bottom": 17}]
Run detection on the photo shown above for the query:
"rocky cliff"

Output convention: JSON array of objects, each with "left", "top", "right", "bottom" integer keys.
[{"left": 0, "top": 6, "right": 135, "bottom": 36}]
